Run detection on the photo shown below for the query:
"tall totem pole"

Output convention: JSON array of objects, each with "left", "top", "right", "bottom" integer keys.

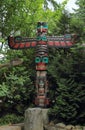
[{"left": 8, "top": 22, "right": 77, "bottom": 107}]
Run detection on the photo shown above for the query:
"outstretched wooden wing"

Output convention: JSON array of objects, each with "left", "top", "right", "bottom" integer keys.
[
  {"left": 47, "top": 34, "right": 76, "bottom": 48},
  {"left": 8, "top": 36, "right": 37, "bottom": 49}
]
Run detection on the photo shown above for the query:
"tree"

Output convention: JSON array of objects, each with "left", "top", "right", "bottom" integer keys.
[
  {"left": 48, "top": 46, "right": 85, "bottom": 125},
  {"left": 70, "top": 0, "right": 85, "bottom": 42},
  {"left": 48, "top": 1, "right": 85, "bottom": 124}
]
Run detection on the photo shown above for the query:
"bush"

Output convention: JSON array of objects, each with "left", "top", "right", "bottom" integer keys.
[
  {"left": 48, "top": 47, "right": 85, "bottom": 125},
  {"left": 0, "top": 114, "right": 24, "bottom": 125}
]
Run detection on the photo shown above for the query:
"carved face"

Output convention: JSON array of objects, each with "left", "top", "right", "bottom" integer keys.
[
  {"left": 35, "top": 56, "right": 48, "bottom": 71},
  {"left": 37, "top": 22, "right": 48, "bottom": 33}
]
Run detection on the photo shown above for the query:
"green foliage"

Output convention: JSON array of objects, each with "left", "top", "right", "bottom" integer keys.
[
  {"left": 48, "top": 46, "right": 85, "bottom": 125},
  {"left": 0, "top": 65, "right": 35, "bottom": 114},
  {"left": 0, "top": 49, "right": 35, "bottom": 117},
  {"left": 0, "top": 0, "right": 67, "bottom": 38},
  {"left": 0, "top": 83, "right": 9, "bottom": 97},
  {"left": 0, "top": 114, "right": 24, "bottom": 125},
  {"left": 70, "top": 0, "right": 85, "bottom": 41}
]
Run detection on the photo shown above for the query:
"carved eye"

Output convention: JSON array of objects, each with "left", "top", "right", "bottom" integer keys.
[
  {"left": 14, "top": 36, "right": 22, "bottom": 43},
  {"left": 42, "top": 57, "right": 48, "bottom": 63},
  {"left": 42, "top": 22, "right": 46, "bottom": 26},
  {"left": 64, "top": 34, "right": 71, "bottom": 39},
  {"left": 37, "top": 22, "right": 47, "bottom": 26},
  {"left": 35, "top": 57, "right": 41, "bottom": 63},
  {"left": 37, "top": 22, "right": 41, "bottom": 26}
]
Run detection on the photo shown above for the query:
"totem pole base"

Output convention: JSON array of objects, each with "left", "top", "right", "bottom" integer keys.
[{"left": 24, "top": 108, "right": 49, "bottom": 130}]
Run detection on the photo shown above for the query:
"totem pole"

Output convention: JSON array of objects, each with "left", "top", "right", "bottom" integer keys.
[{"left": 8, "top": 22, "right": 77, "bottom": 107}]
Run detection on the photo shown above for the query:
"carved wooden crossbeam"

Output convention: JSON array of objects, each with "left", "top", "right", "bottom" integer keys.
[{"left": 0, "top": 59, "right": 23, "bottom": 69}]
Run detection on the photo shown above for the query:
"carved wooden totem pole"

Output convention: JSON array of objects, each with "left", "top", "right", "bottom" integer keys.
[{"left": 8, "top": 22, "right": 76, "bottom": 107}]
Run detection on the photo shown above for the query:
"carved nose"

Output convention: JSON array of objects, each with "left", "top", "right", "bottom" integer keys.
[{"left": 40, "top": 27, "right": 43, "bottom": 32}]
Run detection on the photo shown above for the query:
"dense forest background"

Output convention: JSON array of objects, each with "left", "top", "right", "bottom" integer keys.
[{"left": 0, "top": 0, "right": 85, "bottom": 125}]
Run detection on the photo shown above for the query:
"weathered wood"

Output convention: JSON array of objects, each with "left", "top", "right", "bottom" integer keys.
[
  {"left": 24, "top": 108, "right": 49, "bottom": 130},
  {"left": 0, "top": 59, "right": 23, "bottom": 69}
]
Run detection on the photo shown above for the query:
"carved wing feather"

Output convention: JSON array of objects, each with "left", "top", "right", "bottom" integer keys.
[
  {"left": 47, "top": 34, "right": 75, "bottom": 48},
  {"left": 8, "top": 36, "right": 37, "bottom": 49}
]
